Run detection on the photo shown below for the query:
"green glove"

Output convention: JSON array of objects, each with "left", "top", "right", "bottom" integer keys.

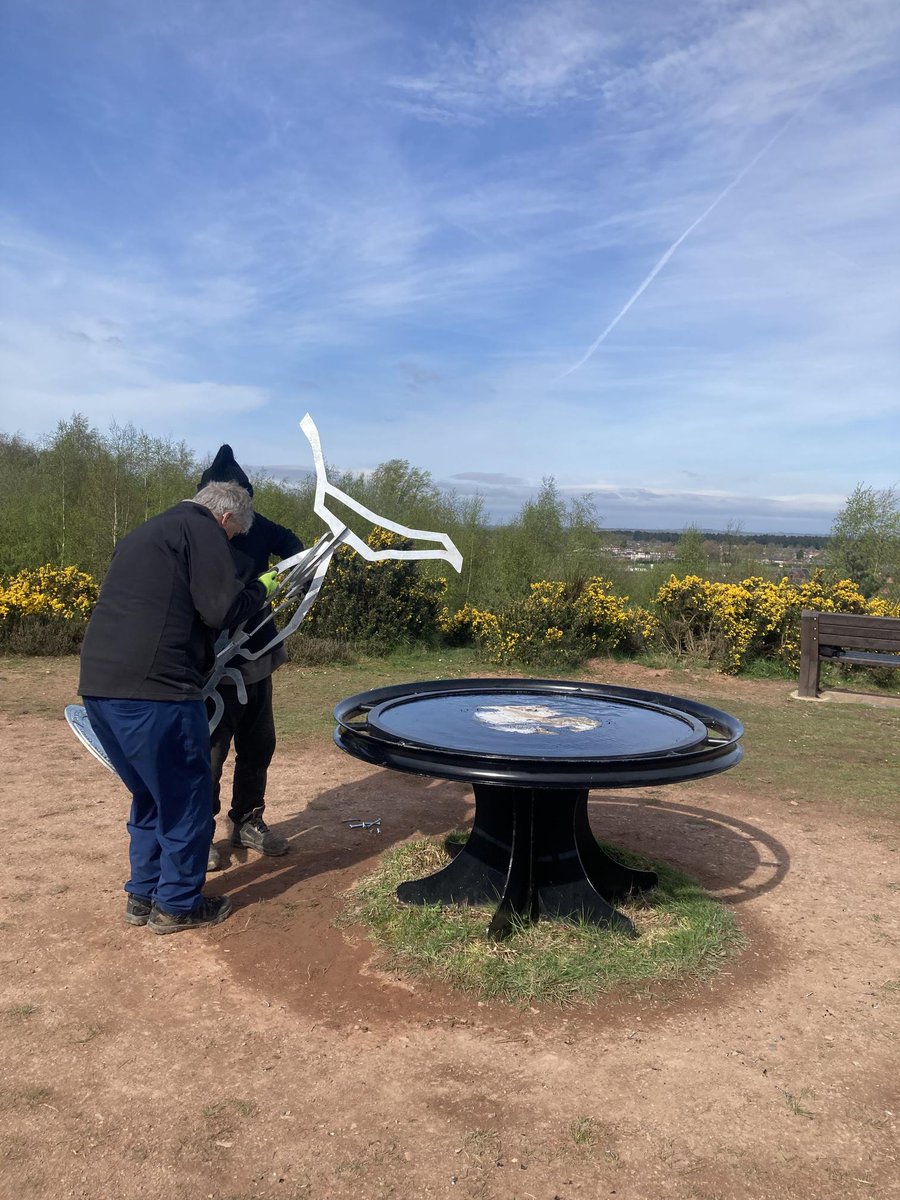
[{"left": 258, "top": 569, "right": 279, "bottom": 599}]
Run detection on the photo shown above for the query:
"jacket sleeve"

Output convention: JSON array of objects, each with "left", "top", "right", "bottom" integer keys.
[{"left": 186, "top": 517, "right": 267, "bottom": 631}]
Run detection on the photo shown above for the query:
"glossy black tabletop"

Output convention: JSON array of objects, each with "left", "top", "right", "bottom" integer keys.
[
  {"left": 334, "top": 678, "right": 743, "bottom": 788},
  {"left": 367, "top": 689, "right": 709, "bottom": 759}
]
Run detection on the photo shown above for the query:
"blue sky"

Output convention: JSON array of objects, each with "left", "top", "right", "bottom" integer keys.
[{"left": 2, "top": 0, "right": 899, "bottom": 532}]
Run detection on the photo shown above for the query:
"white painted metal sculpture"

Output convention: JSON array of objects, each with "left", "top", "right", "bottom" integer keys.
[{"left": 66, "top": 413, "right": 463, "bottom": 773}]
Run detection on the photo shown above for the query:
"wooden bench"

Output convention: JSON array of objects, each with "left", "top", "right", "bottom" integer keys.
[{"left": 798, "top": 610, "right": 900, "bottom": 697}]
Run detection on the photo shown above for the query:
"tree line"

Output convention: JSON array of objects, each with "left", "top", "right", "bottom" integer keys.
[
  {"left": 611, "top": 529, "right": 830, "bottom": 550},
  {"left": 2, "top": 417, "right": 898, "bottom": 607}
]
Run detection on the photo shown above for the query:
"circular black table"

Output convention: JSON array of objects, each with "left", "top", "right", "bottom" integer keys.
[{"left": 333, "top": 679, "right": 743, "bottom": 940}]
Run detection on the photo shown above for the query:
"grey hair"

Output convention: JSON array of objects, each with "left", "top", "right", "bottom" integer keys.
[{"left": 192, "top": 481, "right": 255, "bottom": 534}]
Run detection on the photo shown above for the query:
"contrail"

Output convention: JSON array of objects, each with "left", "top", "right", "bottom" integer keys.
[{"left": 558, "top": 104, "right": 810, "bottom": 379}]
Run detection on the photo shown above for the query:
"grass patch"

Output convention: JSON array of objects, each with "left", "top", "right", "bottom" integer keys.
[
  {"left": 569, "top": 1115, "right": 601, "bottom": 1147},
  {"left": 5, "top": 1003, "right": 37, "bottom": 1018},
  {"left": 729, "top": 696, "right": 900, "bottom": 816},
  {"left": 202, "top": 1098, "right": 257, "bottom": 1119},
  {"left": 778, "top": 1086, "right": 816, "bottom": 1118},
  {"left": 72, "top": 1024, "right": 103, "bottom": 1044},
  {"left": 632, "top": 649, "right": 708, "bottom": 673},
  {"left": 739, "top": 657, "right": 796, "bottom": 681},
  {"left": 462, "top": 1128, "right": 500, "bottom": 1159},
  {"left": 338, "top": 836, "right": 744, "bottom": 1007},
  {"left": 285, "top": 635, "right": 357, "bottom": 667},
  {"left": 821, "top": 661, "right": 900, "bottom": 697}
]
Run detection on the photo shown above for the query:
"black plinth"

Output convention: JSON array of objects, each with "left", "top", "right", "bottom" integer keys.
[{"left": 333, "top": 679, "right": 743, "bottom": 940}]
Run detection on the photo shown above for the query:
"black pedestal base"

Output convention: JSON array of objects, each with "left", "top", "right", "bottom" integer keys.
[{"left": 396, "top": 784, "right": 658, "bottom": 940}]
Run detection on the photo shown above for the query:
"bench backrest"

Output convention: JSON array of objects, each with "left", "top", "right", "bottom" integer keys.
[{"left": 801, "top": 610, "right": 900, "bottom": 652}]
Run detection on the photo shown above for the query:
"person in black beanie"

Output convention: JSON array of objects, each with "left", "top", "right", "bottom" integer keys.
[{"left": 197, "top": 446, "right": 304, "bottom": 869}]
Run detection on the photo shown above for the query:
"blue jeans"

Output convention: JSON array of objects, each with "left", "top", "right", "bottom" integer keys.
[{"left": 84, "top": 697, "right": 213, "bottom": 913}]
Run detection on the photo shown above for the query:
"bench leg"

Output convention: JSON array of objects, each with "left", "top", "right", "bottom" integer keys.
[
  {"left": 798, "top": 654, "right": 820, "bottom": 698},
  {"left": 798, "top": 614, "right": 820, "bottom": 697}
]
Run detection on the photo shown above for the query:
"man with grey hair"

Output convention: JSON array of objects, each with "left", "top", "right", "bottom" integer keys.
[{"left": 79, "top": 481, "right": 278, "bottom": 934}]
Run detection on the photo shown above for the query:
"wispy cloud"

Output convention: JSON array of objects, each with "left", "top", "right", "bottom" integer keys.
[
  {"left": 0, "top": 220, "right": 267, "bottom": 436},
  {"left": 388, "top": 0, "right": 612, "bottom": 115},
  {"left": 452, "top": 471, "right": 528, "bottom": 486}
]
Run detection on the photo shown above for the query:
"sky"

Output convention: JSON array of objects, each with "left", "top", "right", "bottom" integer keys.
[{"left": 1, "top": 0, "right": 899, "bottom": 533}]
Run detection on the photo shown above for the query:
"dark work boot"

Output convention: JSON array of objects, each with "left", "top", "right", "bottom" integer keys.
[
  {"left": 125, "top": 894, "right": 152, "bottom": 926},
  {"left": 207, "top": 842, "right": 222, "bottom": 872},
  {"left": 231, "top": 809, "right": 289, "bottom": 856},
  {"left": 147, "top": 895, "right": 233, "bottom": 935}
]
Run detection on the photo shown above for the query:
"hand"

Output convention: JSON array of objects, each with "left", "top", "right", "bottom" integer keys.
[{"left": 258, "top": 569, "right": 279, "bottom": 599}]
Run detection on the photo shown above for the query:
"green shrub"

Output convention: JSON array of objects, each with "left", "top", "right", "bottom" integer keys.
[{"left": 299, "top": 528, "right": 446, "bottom": 654}]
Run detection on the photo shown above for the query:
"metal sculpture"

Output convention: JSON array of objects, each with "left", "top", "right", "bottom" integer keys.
[{"left": 67, "top": 414, "right": 463, "bottom": 771}]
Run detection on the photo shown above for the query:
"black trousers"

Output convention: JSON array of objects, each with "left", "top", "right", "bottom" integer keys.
[{"left": 210, "top": 676, "right": 276, "bottom": 826}]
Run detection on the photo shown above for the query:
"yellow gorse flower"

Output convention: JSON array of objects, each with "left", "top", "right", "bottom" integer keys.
[
  {"left": 440, "top": 577, "right": 656, "bottom": 666},
  {"left": 0, "top": 565, "right": 98, "bottom": 623},
  {"left": 654, "top": 570, "right": 898, "bottom": 673}
]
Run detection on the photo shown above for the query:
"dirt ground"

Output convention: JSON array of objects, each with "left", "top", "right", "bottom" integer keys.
[{"left": 1, "top": 660, "right": 898, "bottom": 1200}]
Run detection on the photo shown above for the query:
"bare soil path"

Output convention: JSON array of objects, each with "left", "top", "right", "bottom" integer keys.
[{"left": 0, "top": 659, "right": 897, "bottom": 1200}]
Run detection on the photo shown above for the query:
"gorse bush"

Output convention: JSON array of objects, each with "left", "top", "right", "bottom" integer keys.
[
  {"left": 438, "top": 577, "right": 656, "bottom": 668},
  {"left": 439, "top": 570, "right": 897, "bottom": 675},
  {"left": 297, "top": 528, "right": 447, "bottom": 654},
  {"left": 0, "top": 565, "right": 97, "bottom": 620},
  {"left": 437, "top": 603, "right": 502, "bottom": 647},
  {"left": 0, "top": 565, "right": 98, "bottom": 655},
  {"left": 654, "top": 570, "right": 900, "bottom": 674},
  {"left": 574, "top": 577, "right": 657, "bottom": 656}
]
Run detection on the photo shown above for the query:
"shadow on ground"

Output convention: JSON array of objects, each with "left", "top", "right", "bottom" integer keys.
[
  {"left": 211, "top": 772, "right": 473, "bottom": 906},
  {"left": 214, "top": 781, "right": 789, "bottom": 911},
  {"left": 588, "top": 796, "right": 790, "bottom": 904}
]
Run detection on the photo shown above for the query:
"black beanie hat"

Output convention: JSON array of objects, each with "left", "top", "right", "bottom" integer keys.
[{"left": 197, "top": 444, "right": 254, "bottom": 497}]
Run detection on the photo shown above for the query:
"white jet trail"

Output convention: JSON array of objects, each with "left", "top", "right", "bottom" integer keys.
[{"left": 558, "top": 105, "right": 810, "bottom": 379}]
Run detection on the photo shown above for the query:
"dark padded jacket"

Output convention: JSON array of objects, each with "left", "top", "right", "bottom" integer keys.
[
  {"left": 226, "top": 514, "right": 304, "bottom": 683},
  {"left": 79, "top": 501, "right": 267, "bottom": 702}
]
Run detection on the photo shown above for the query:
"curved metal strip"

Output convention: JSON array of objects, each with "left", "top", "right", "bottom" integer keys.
[{"left": 301, "top": 413, "right": 463, "bottom": 573}]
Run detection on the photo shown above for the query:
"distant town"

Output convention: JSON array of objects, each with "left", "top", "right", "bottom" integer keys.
[{"left": 605, "top": 529, "right": 827, "bottom": 581}]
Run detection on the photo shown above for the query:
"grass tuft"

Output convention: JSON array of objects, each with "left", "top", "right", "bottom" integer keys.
[
  {"left": 5, "top": 1004, "right": 37, "bottom": 1019},
  {"left": 778, "top": 1087, "right": 816, "bottom": 1118},
  {"left": 285, "top": 636, "right": 356, "bottom": 666},
  {"left": 73, "top": 1024, "right": 103, "bottom": 1044},
  {"left": 462, "top": 1128, "right": 500, "bottom": 1159},
  {"left": 569, "top": 1115, "right": 601, "bottom": 1147},
  {"left": 338, "top": 836, "right": 744, "bottom": 1007},
  {"left": 202, "top": 1098, "right": 257, "bottom": 1120}
]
